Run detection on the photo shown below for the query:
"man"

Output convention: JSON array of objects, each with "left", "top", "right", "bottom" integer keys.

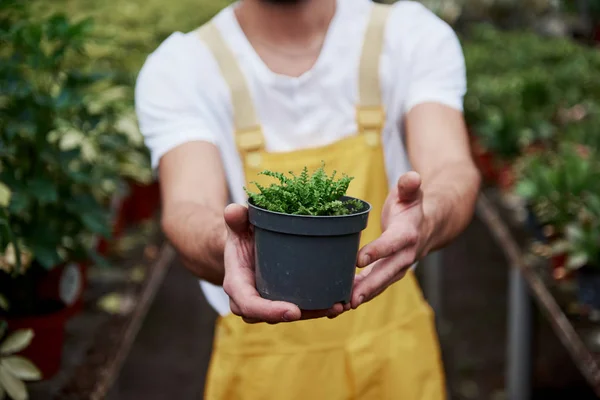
[{"left": 135, "top": 0, "right": 480, "bottom": 398}]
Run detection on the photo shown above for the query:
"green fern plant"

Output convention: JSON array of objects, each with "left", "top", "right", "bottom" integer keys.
[{"left": 244, "top": 164, "right": 364, "bottom": 216}]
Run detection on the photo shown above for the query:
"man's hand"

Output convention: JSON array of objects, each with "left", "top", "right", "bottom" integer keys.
[
  {"left": 223, "top": 204, "right": 348, "bottom": 324},
  {"left": 350, "top": 171, "right": 428, "bottom": 309}
]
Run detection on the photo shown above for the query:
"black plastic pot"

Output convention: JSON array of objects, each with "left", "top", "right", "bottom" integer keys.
[
  {"left": 524, "top": 204, "right": 546, "bottom": 243},
  {"left": 248, "top": 196, "right": 371, "bottom": 310},
  {"left": 577, "top": 266, "right": 600, "bottom": 311}
]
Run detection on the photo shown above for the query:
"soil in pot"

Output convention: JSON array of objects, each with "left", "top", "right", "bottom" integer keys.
[{"left": 249, "top": 196, "right": 371, "bottom": 310}]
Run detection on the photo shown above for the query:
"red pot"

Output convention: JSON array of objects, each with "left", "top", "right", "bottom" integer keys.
[
  {"left": 498, "top": 164, "right": 516, "bottom": 192},
  {"left": 6, "top": 305, "right": 74, "bottom": 379},
  {"left": 96, "top": 196, "right": 128, "bottom": 256},
  {"left": 470, "top": 137, "right": 500, "bottom": 183},
  {"left": 122, "top": 180, "right": 161, "bottom": 225}
]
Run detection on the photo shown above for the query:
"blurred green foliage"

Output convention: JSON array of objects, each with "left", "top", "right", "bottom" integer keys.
[{"left": 463, "top": 23, "right": 600, "bottom": 160}]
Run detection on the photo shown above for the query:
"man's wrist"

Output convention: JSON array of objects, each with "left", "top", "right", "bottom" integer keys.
[{"left": 419, "top": 192, "right": 447, "bottom": 258}]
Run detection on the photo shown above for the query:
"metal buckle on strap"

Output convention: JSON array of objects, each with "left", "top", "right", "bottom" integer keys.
[
  {"left": 356, "top": 106, "right": 385, "bottom": 132},
  {"left": 357, "top": 106, "right": 384, "bottom": 147},
  {"left": 236, "top": 126, "right": 265, "bottom": 152}
]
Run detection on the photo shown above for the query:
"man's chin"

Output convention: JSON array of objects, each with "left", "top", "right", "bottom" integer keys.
[{"left": 259, "top": 0, "right": 307, "bottom": 5}]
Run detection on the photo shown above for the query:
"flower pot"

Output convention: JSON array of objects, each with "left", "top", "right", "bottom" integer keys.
[
  {"left": 577, "top": 266, "right": 600, "bottom": 311},
  {"left": 248, "top": 197, "right": 371, "bottom": 310},
  {"left": 497, "top": 164, "right": 515, "bottom": 192},
  {"left": 470, "top": 137, "right": 499, "bottom": 183},
  {"left": 122, "top": 180, "right": 161, "bottom": 225},
  {"left": 524, "top": 205, "right": 546, "bottom": 243},
  {"left": 7, "top": 305, "right": 73, "bottom": 379}
]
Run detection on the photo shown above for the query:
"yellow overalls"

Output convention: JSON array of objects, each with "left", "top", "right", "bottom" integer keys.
[{"left": 196, "top": 4, "right": 446, "bottom": 399}]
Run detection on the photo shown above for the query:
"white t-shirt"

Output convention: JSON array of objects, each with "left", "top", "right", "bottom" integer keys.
[{"left": 135, "top": 0, "right": 466, "bottom": 316}]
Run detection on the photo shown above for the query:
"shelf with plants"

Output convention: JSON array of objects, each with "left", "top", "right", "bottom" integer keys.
[
  {"left": 464, "top": 21, "right": 600, "bottom": 312},
  {"left": 464, "top": 22, "right": 600, "bottom": 392}
]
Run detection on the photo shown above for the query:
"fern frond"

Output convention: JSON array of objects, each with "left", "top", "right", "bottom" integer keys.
[{"left": 245, "top": 163, "right": 364, "bottom": 216}]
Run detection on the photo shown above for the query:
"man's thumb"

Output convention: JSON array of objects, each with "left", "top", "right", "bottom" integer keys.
[
  {"left": 397, "top": 171, "right": 422, "bottom": 203},
  {"left": 224, "top": 203, "right": 250, "bottom": 235}
]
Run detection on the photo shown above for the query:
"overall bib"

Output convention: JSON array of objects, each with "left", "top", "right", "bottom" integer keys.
[{"left": 196, "top": 4, "right": 446, "bottom": 399}]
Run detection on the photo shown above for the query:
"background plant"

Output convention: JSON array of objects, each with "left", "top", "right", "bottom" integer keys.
[
  {"left": 463, "top": 23, "right": 600, "bottom": 162},
  {"left": 0, "top": 322, "right": 41, "bottom": 400},
  {"left": 0, "top": 1, "right": 152, "bottom": 316},
  {"left": 245, "top": 165, "right": 364, "bottom": 216},
  {"left": 514, "top": 143, "right": 600, "bottom": 232}
]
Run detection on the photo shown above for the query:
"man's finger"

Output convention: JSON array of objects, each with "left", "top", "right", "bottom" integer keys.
[
  {"left": 356, "top": 228, "right": 418, "bottom": 267},
  {"left": 397, "top": 171, "right": 422, "bottom": 203},
  {"left": 351, "top": 251, "right": 413, "bottom": 308},
  {"left": 300, "top": 302, "right": 346, "bottom": 320},
  {"left": 224, "top": 203, "right": 250, "bottom": 235}
]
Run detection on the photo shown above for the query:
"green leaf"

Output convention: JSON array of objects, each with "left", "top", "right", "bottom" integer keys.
[
  {"left": 81, "top": 213, "right": 111, "bottom": 237},
  {"left": 7, "top": 190, "right": 30, "bottom": 214},
  {"left": 551, "top": 239, "right": 570, "bottom": 255},
  {"left": 0, "top": 184, "right": 10, "bottom": 208},
  {"left": 567, "top": 252, "right": 589, "bottom": 270},
  {"left": 565, "top": 224, "right": 584, "bottom": 242},
  {"left": 514, "top": 181, "right": 536, "bottom": 199},
  {"left": 0, "top": 330, "right": 33, "bottom": 355},
  {"left": 0, "top": 295, "right": 8, "bottom": 311},
  {"left": 29, "top": 244, "right": 62, "bottom": 270},
  {"left": 0, "top": 365, "right": 26, "bottom": 400},
  {"left": 1, "top": 356, "right": 41, "bottom": 381},
  {"left": 28, "top": 178, "right": 58, "bottom": 204}
]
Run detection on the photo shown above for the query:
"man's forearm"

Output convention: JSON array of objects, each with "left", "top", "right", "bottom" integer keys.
[
  {"left": 420, "top": 161, "right": 481, "bottom": 256},
  {"left": 161, "top": 202, "right": 227, "bottom": 285}
]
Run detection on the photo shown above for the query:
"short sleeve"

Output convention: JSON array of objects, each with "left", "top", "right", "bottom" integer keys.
[
  {"left": 134, "top": 32, "right": 227, "bottom": 169},
  {"left": 390, "top": 2, "right": 467, "bottom": 114}
]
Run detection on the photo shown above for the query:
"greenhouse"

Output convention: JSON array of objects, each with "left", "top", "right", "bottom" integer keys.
[{"left": 1, "top": 0, "right": 600, "bottom": 399}]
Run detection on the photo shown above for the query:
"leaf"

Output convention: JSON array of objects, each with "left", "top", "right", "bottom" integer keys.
[
  {"left": 7, "top": 192, "right": 30, "bottom": 214},
  {"left": 27, "top": 178, "right": 58, "bottom": 204},
  {"left": 566, "top": 252, "right": 589, "bottom": 270},
  {"left": 81, "top": 213, "right": 111, "bottom": 237},
  {"left": 0, "top": 330, "right": 33, "bottom": 355},
  {"left": 550, "top": 239, "right": 570, "bottom": 255},
  {"left": 97, "top": 293, "right": 135, "bottom": 315},
  {"left": 0, "top": 365, "right": 27, "bottom": 400},
  {"left": 0, "top": 184, "right": 10, "bottom": 208},
  {"left": 1, "top": 357, "right": 41, "bottom": 381},
  {"left": 514, "top": 181, "right": 537, "bottom": 200},
  {"left": 29, "top": 244, "right": 61, "bottom": 270},
  {"left": 0, "top": 295, "right": 8, "bottom": 311},
  {"left": 565, "top": 224, "right": 584, "bottom": 242}
]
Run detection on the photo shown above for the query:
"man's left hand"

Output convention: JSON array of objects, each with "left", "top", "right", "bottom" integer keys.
[{"left": 350, "top": 171, "right": 430, "bottom": 309}]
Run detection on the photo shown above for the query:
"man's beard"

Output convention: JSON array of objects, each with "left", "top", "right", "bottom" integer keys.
[{"left": 259, "top": 0, "right": 306, "bottom": 5}]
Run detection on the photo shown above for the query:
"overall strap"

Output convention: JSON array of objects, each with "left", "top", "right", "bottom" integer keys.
[
  {"left": 196, "top": 23, "right": 265, "bottom": 159},
  {"left": 357, "top": 3, "right": 392, "bottom": 138}
]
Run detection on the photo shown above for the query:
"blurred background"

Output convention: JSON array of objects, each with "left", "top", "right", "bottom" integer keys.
[{"left": 1, "top": 0, "right": 600, "bottom": 399}]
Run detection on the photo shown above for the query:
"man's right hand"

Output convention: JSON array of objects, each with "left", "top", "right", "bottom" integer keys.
[{"left": 223, "top": 203, "right": 349, "bottom": 324}]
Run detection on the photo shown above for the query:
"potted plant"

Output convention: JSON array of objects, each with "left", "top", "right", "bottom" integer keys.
[
  {"left": 0, "top": 322, "right": 42, "bottom": 400},
  {"left": 551, "top": 199, "right": 600, "bottom": 312},
  {"left": 244, "top": 165, "right": 371, "bottom": 310},
  {"left": 514, "top": 143, "right": 600, "bottom": 276},
  {"left": 0, "top": 3, "right": 134, "bottom": 378}
]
